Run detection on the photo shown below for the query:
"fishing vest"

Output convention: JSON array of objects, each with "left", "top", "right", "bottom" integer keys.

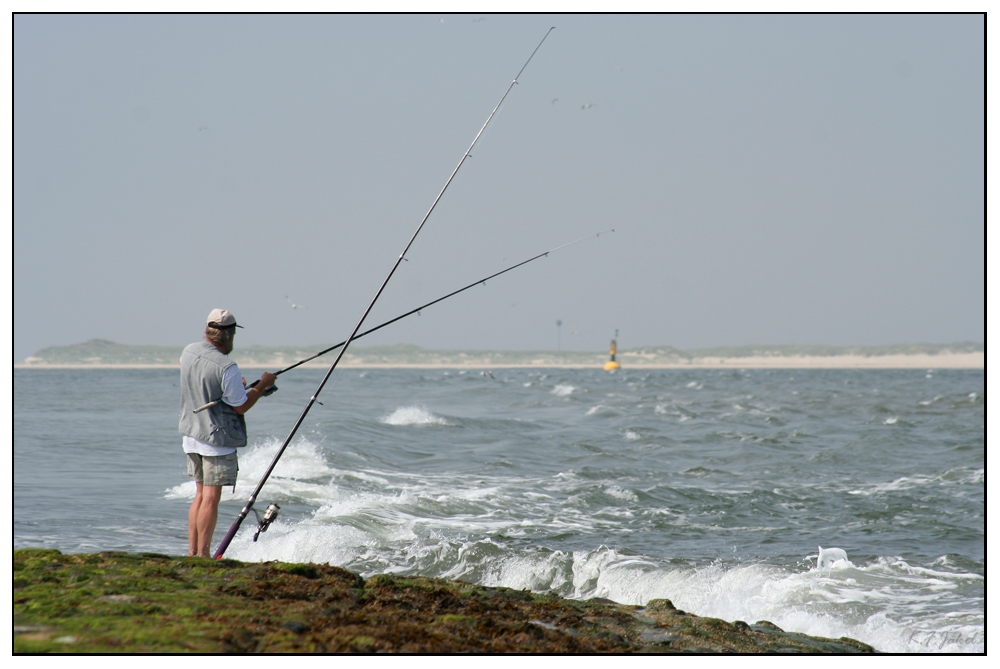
[{"left": 178, "top": 340, "right": 248, "bottom": 448}]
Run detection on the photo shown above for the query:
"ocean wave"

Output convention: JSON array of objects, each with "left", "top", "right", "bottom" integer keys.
[
  {"left": 380, "top": 406, "right": 452, "bottom": 426},
  {"left": 211, "top": 492, "right": 984, "bottom": 653},
  {"left": 163, "top": 436, "right": 335, "bottom": 501},
  {"left": 847, "top": 467, "right": 984, "bottom": 496},
  {"left": 604, "top": 485, "right": 639, "bottom": 503}
]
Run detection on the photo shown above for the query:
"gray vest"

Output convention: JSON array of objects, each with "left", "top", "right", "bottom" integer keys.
[{"left": 178, "top": 340, "right": 248, "bottom": 448}]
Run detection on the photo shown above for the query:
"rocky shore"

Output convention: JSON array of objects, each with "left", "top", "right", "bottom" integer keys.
[{"left": 14, "top": 549, "right": 876, "bottom": 654}]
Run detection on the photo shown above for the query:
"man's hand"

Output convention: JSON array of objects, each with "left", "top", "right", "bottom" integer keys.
[{"left": 234, "top": 371, "right": 279, "bottom": 415}]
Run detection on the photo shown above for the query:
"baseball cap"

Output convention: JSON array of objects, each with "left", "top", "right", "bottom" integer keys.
[{"left": 206, "top": 308, "right": 243, "bottom": 329}]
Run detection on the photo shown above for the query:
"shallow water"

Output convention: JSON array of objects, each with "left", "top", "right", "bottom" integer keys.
[{"left": 14, "top": 366, "right": 984, "bottom": 652}]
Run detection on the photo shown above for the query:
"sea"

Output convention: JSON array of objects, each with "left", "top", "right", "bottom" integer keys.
[{"left": 14, "top": 365, "right": 984, "bottom": 653}]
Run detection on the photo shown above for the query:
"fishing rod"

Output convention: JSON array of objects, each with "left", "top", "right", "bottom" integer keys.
[
  {"left": 193, "top": 228, "right": 611, "bottom": 415},
  {"left": 213, "top": 28, "right": 555, "bottom": 559}
]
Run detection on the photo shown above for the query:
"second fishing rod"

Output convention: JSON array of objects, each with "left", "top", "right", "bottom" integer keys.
[
  {"left": 213, "top": 28, "right": 556, "bottom": 559},
  {"left": 192, "top": 229, "right": 610, "bottom": 415}
]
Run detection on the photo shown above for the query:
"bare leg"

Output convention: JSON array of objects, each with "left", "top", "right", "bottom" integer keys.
[
  {"left": 188, "top": 482, "right": 203, "bottom": 556},
  {"left": 188, "top": 482, "right": 223, "bottom": 557},
  {"left": 196, "top": 485, "right": 223, "bottom": 557}
]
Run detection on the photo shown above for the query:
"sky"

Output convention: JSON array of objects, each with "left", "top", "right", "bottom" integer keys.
[{"left": 12, "top": 13, "right": 985, "bottom": 362}]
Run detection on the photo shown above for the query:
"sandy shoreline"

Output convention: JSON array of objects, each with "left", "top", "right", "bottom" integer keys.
[{"left": 13, "top": 352, "right": 984, "bottom": 370}]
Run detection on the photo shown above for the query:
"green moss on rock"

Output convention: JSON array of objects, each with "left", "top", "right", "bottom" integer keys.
[{"left": 13, "top": 549, "right": 877, "bottom": 654}]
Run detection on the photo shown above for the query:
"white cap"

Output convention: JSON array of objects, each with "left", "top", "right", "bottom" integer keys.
[{"left": 206, "top": 308, "right": 243, "bottom": 328}]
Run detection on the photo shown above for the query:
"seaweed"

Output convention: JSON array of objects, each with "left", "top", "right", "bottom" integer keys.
[{"left": 13, "top": 549, "right": 876, "bottom": 654}]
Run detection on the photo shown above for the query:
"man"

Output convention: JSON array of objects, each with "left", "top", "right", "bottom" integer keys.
[{"left": 178, "top": 308, "right": 277, "bottom": 558}]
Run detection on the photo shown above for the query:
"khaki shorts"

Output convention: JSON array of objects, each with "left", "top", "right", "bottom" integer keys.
[{"left": 187, "top": 452, "right": 239, "bottom": 487}]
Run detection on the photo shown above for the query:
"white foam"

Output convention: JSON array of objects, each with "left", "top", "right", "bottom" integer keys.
[
  {"left": 601, "top": 485, "right": 636, "bottom": 503},
  {"left": 162, "top": 480, "right": 196, "bottom": 500},
  {"left": 239, "top": 437, "right": 334, "bottom": 482},
  {"left": 817, "top": 546, "right": 851, "bottom": 569},
  {"left": 217, "top": 502, "right": 984, "bottom": 654},
  {"left": 846, "top": 468, "right": 983, "bottom": 496},
  {"left": 552, "top": 384, "right": 575, "bottom": 397},
  {"left": 655, "top": 403, "right": 693, "bottom": 422},
  {"left": 163, "top": 437, "right": 334, "bottom": 501},
  {"left": 423, "top": 544, "right": 982, "bottom": 653},
  {"left": 479, "top": 549, "right": 575, "bottom": 593},
  {"left": 628, "top": 554, "right": 983, "bottom": 652},
  {"left": 225, "top": 520, "right": 374, "bottom": 567},
  {"left": 380, "top": 406, "right": 451, "bottom": 426}
]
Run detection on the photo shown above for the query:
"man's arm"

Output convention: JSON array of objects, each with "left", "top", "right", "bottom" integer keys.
[{"left": 233, "top": 372, "right": 277, "bottom": 415}]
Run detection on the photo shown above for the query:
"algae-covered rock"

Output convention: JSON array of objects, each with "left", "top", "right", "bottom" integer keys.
[{"left": 13, "top": 549, "right": 876, "bottom": 654}]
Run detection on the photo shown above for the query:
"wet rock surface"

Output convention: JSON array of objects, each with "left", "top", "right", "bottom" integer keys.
[{"left": 14, "top": 549, "right": 876, "bottom": 654}]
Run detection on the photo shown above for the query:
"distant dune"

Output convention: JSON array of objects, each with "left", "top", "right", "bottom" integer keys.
[{"left": 15, "top": 340, "right": 984, "bottom": 369}]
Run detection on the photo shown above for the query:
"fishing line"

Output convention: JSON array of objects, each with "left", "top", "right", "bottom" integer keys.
[
  {"left": 213, "top": 28, "right": 556, "bottom": 559},
  {"left": 193, "top": 229, "right": 610, "bottom": 415}
]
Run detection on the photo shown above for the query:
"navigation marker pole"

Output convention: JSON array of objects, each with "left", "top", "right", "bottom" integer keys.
[
  {"left": 213, "top": 28, "right": 555, "bottom": 559},
  {"left": 604, "top": 329, "right": 621, "bottom": 371}
]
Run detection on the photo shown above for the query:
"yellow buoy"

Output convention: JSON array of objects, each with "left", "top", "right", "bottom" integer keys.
[{"left": 603, "top": 335, "right": 621, "bottom": 370}]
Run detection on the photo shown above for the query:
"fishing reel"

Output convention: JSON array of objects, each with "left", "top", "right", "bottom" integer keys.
[
  {"left": 261, "top": 385, "right": 278, "bottom": 397},
  {"left": 251, "top": 503, "right": 280, "bottom": 542}
]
